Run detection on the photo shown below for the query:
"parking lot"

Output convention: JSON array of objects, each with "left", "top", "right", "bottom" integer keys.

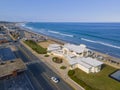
[
  {"left": 0, "top": 48, "right": 16, "bottom": 61},
  {"left": 0, "top": 72, "right": 34, "bottom": 90}
]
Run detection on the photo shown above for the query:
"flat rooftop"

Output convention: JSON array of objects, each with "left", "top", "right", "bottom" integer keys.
[
  {"left": 0, "top": 58, "right": 26, "bottom": 78},
  {"left": 81, "top": 57, "right": 103, "bottom": 67},
  {"left": 0, "top": 48, "right": 16, "bottom": 61},
  {"left": 66, "top": 55, "right": 103, "bottom": 68},
  {"left": 64, "top": 43, "right": 87, "bottom": 53},
  {"left": 48, "top": 44, "right": 61, "bottom": 51}
]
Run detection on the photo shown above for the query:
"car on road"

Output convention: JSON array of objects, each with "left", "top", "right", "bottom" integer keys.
[{"left": 51, "top": 77, "right": 59, "bottom": 83}]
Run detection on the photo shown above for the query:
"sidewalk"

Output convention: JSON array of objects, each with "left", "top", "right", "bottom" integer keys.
[{"left": 20, "top": 40, "right": 84, "bottom": 90}]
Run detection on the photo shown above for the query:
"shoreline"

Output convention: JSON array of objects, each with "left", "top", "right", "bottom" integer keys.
[
  {"left": 18, "top": 24, "right": 120, "bottom": 68},
  {"left": 19, "top": 23, "right": 120, "bottom": 58},
  {"left": 18, "top": 24, "right": 66, "bottom": 45}
]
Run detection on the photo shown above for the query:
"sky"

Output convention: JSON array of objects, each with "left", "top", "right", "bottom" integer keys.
[{"left": 0, "top": 0, "right": 120, "bottom": 22}]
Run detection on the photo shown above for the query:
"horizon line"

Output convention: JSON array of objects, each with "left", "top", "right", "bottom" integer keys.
[{"left": 1, "top": 21, "right": 120, "bottom": 23}]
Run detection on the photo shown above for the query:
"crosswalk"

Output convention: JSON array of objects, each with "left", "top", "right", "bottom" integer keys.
[{"left": 25, "top": 60, "right": 40, "bottom": 65}]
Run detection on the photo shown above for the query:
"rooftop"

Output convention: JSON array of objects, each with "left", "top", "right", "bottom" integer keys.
[
  {"left": 81, "top": 57, "right": 103, "bottom": 67},
  {"left": 48, "top": 44, "right": 61, "bottom": 51},
  {"left": 64, "top": 43, "right": 87, "bottom": 53},
  {"left": 66, "top": 55, "right": 103, "bottom": 69},
  {"left": 0, "top": 58, "right": 26, "bottom": 78},
  {"left": 67, "top": 56, "right": 92, "bottom": 69},
  {"left": 49, "top": 44, "right": 61, "bottom": 47},
  {"left": 78, "top": 60, "right": 92, "bottom": 69}
]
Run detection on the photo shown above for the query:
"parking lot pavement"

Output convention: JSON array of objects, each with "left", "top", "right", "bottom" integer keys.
[
  {"left": 0, "top": 72, "right": 34, "bottom": 90},
  {"left": 0, "top": 47, "right": 16, "bottom": 61}
]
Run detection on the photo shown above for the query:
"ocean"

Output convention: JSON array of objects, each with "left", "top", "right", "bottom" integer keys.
[{"left": 23, "top": 22, "right": 120, "bottom": 58}]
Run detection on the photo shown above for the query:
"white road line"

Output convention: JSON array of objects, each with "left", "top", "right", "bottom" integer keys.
[{"left": 24, "top": 73, "right": 35, "bottom": 90}]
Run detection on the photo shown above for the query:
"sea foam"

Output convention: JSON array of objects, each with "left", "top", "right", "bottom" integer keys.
[
  {"left": 81, "top": 38, "right": 120, "bottom": 49},
  {"left": 21, "top": 23, "right": 33, "bottom": 30},
  {"left": 48, "top": 30, "right": 74, "bottom": 37}
]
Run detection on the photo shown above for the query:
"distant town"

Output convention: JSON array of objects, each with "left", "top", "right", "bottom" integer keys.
[{"left": 0, "top": 21, "right": 120, "bottom": 90}]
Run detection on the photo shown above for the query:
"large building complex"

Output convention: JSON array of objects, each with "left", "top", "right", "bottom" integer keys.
[{"left": 48, "top": 43, "right": 103, "bottom": 73}]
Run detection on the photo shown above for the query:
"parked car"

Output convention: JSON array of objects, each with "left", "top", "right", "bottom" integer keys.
[{"left": 51, "top": 76, "right": 59, "bottom": 83}]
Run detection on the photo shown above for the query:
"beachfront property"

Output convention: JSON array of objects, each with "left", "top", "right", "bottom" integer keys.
[
  {"left": 47, "top": 43, "right": 103, "bottom": 73},
  {"left": 66, "top": 56, "right": 103, "bottom": 73},
  {"left": 47, "top": 44, "right": 63, "bottom": 57},
  {"left": 47, "top": 43, "right": 88, "bottom": 57},
  {"left": 24, "top": 31, "right": 47, "bottom": 42},
  {"left": 63, "top": 43, "right": 88, "bottom": 57}
]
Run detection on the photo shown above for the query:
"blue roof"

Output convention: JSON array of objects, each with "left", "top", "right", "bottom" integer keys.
[{"left": 0, "top": 48, "right": 16, "bottom": 61}]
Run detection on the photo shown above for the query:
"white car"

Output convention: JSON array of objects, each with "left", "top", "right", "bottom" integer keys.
[{"left": 51, "top": 77, "right": 59, "bottom": 83}]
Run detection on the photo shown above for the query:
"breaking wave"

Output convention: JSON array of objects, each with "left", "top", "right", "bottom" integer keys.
[
  {"left": 81, "top": 38, "right": 120, "bottom": 49},
  {"left": 21, "top": 24, "right": 25, "bottom": 27},
  {"left": 48, "top": 30, "right": 74, "bottom": 37},
  {"left": 25, "top": 26, "right": 33, "bottom": 30},
  {"left": 21, "top": 23, "right": 33, "bottom": 30}
]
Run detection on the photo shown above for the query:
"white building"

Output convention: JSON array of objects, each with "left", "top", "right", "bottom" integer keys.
[
  {"left": 47, "top": 43, "right": 103, "bottom": 73},
  {"left": 66, "top": 55, "right": 103, "bottom": 73},
  {"left": 63, "top": 43, "right": 88, "bottom": 57},
  {"left": 47, "top": 44, "right": 62, "bottom": 52},
  {"left": 47, "top": 44, "right": 63, "bottom": 57}
]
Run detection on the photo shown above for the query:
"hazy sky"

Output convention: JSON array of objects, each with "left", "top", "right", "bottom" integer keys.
[{"left": 0, "top": 0, "right": 120, "bottom": 22}]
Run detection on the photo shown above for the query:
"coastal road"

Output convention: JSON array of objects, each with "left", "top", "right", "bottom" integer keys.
[{"left": 14, "top": 42, "right": 73, "bottom": 90}]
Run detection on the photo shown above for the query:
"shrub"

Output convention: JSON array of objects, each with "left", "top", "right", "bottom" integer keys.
[
  {"left": 68, "top": 70, "right": 75, "bottom": 76},
  {"left": 60, "top": 66, "right": 67, "bottom": 69},
  {"left": 52, "top": 57, "right": 63, "bottom": 63},
  {"left": 44, "top": 54, "right": 49, "bottom": 57}
]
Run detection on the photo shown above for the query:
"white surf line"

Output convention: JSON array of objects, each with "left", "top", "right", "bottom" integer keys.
[
  {"left": 48, "top": 30, "right": 74, "bottom": 37},
  {"left": 81, "top": 38, "right": 120, "bottom": 49}
]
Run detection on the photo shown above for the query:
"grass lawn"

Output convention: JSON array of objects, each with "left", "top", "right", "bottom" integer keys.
[
  {"left": 68, "top": 65, "right": 120, "bottom": 90},
  {"left": 24, "top": 40, "right": 47, "bottom": 54}
]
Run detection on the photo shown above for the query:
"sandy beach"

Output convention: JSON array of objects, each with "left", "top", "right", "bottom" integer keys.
[{"left": 38, "top": 39, "right": 59, "bottom": 48}]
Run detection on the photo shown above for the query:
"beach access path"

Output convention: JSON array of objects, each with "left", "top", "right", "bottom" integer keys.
[{"left": 20, "top": 40, "right": 84, "bottom": 90}]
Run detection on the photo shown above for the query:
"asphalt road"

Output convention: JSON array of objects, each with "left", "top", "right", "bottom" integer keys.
[{"left": 14, "top": 42, "right": 73, "bottom": 90}]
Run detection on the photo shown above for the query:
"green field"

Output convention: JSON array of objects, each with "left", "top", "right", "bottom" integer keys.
[
  {"left": 24, "top": 40, "right": 47, "bottom": 54},
  {"left": 68, "top": 65, "right": 120, "bottom": 90}
]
